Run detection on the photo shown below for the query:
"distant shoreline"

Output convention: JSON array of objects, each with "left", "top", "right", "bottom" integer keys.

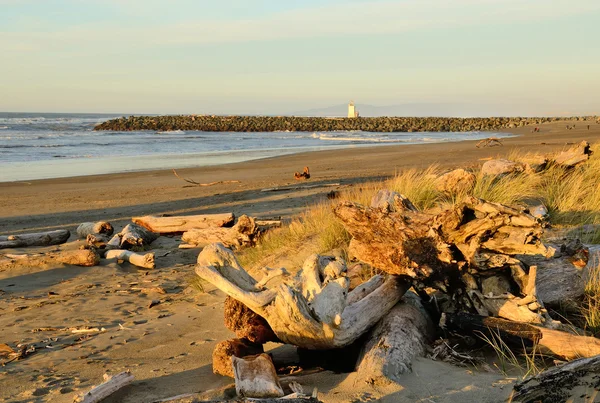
[{"left": 94, "top": 115, "right": 599, "bottom": 133}]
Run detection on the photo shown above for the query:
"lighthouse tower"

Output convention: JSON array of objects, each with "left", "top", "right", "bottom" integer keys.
[{"left": 348, "top": 101, "right": 358, "bottom": 118}]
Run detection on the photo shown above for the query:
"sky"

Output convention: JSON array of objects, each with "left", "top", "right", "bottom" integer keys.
[{"left": 1, "top": 0, "right": 599, "bottom": 116}]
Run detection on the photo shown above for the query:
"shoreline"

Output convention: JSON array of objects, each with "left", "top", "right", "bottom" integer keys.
[
  {"left": 0, "top": 131, "right": 514, "bottom": 183},
  {"left": 1, "top": 120, "right": 600, "bottom": 234}
]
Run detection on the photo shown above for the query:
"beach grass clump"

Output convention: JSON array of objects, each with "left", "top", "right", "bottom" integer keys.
[
  {"left": 387, "top": 166, "right": 442, "bottom": 210},
  {"left": 583, "top": 256, "right": 600, "bottom": 336},
  {"left": 471, "top": 171, "right": 540, "bottom": 207},
  {"left": 479, "top": 330, "right": 543, "bottom": 378},
  {"left": 238, "top": 201, "right": 350, "bottom": 270}
]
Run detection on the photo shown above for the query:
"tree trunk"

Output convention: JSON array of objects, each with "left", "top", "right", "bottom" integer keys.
[
  {"left": 132, "top": 213, "right": 234, "bottom": 234},
  {"left": 76, "top": 222, "right": 114, "bottom": 238},
  {"left": 0, "top": 229, "right": 70, "bottom": 249},
  {"left": 441, "top": 312, "right": 600, "bottom": 361},
  {"left": 0, "top": 249, "right": 100, "bottom": 268},
  {"left": 355, "top": 293, "right": 434, "bottom": 385},
  {"left": 105, "top": 249, "right": 155, "bottom": 269}
]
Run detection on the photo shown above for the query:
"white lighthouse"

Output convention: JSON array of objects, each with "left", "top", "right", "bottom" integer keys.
[{"left": 348, "top": 101, "right": 359, "bottom": 118}]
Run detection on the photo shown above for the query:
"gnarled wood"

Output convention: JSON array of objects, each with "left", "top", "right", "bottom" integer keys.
[
  {"left": 105, "top": 249, "right": 155, "bottom": 269},
  {"left": 132, "top": 213, "right": 235, "bottom": 234},
  {"left": 441, "top": 312, "right": 600, "bottom": 361},
  {"left": 0, "top": 229, "right": 70, "bottom": 249},
  {"left": 181, "top": 215, "right": 258, "bottom": 249},
  {"left": 196, "top": 243, "right": 408, "bottom": 349},
  {"left": 0, "top": 249, "right": 100, "bottom": 268},
  {"left": 553, "top": 140, "right": 592, "bottom": 167},
  {"left": 76, "top": 222, "right": 114, "bottom": 238}
]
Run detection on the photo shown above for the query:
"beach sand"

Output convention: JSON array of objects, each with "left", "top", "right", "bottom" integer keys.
[{"left": 1, "top": 120, "right": 599, "bottom": 403}]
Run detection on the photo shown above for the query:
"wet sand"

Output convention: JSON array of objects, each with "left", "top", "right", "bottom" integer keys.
[{"left": 1, "top": 120, "right": 599, "bottom": 403}]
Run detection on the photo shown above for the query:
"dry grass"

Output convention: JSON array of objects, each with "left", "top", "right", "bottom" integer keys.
[
  {"left": 583, "top": 255, "right": 600, "bottom": 335},
  {"left": 478, "top": 330, "right": 543, "bottom": 379}
]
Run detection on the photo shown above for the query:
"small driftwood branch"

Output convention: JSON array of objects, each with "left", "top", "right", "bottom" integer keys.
[
  {"left": 476, "top": 137, "right": 503, "bottom": 148},
  {"left": 173, "top": 169, "right": 240, "bottom": 187},
  {"left": 74, "top": 370, "right": 134, "bottom": 403},
  {"left": 133, "top": 213, "right": 235, "bottom": 234},
  {"left": 0, "top": 229, "right": 70, "bottom": 249},
  {"left": 260, "top": 183, "right": 340, "bottom": 192},
  {"left": 105, "top": 249, "right": 155, "bottom": 269}
]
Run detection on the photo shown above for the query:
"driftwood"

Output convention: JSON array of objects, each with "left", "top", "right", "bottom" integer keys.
[
  {"left": 334, "top": 196, "right": 554, "bottom": 318},
  {"left": 132, "top": 213, "right": 235, "bottom": 234},
  {"left": 511, "top": 355, "right": 600, "bottom": 402},
  {"left": 0, "top": 229, "right": 70, "bottom": 249},
  {"left": 232, "top": 354, "right": 284, "bottom": 398},
  {"left": 355, "top": 293, "right": 434, "bottom": 385},
  {"left": 74, "top": 371, "right": 134, "bottom": 403},
  {"left": 86, "top": 234, "right": 112, "bottom": 249},
  {"left": 0, "top": 249, "right": 100, "bottom": 268},
  {"left": 294, "top": 166, "right": 310, "bottom": 180},
  {"left": 224, "top": 297, "right": 279, "bottom": 344},
  {"left": 441, "top": 312, "right": 600, "bottom": 361},
  {"left": 196, "top": 243, "right": 408, "bottom": 349},
  {"left": 117, "top": 223, "right": 158, "bottom": 249},
  {"left": 181, "top": 215, "right": 258, "bottom": 249},
  {"left": 213, "top": 338, "right": 264, "bottom": 378},
  {"left": 105, "top": 249, "right": 155, "bottom": 269},
  {"left": 260, "top": 183, "right": 340, "bottom": 192},
  {"left": 476, "top": 137, "right": 503, "bottom": 148},
  {"left": 552, "top": 140, "right": 592, "bottom": 167},
  {"left": 76, "top": 222, "right": 114, "bottom": 238},
  {"left": 173, "top": 169, "right": 240, "bottom": 187}
]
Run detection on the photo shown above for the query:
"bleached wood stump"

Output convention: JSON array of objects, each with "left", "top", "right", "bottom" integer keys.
[
  {"left": 105, "top": 249, "right": 155, "bottom": 269},
  {"left": 196, "top": 243, "right": 408, "bottom": 349}
]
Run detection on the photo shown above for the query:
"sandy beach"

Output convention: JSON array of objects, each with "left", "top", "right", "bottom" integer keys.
[{"left": 1, "top": 120, "right": 600, "bottom": 403}]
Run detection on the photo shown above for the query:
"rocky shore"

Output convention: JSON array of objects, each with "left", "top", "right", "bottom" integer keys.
[{"left": 94, "top": 115, "right": 598, "bottom": 132}]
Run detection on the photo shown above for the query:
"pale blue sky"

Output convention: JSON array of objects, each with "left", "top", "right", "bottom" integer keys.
[{"left": 1, "top": 0, "right": 599, "bottom": 116}]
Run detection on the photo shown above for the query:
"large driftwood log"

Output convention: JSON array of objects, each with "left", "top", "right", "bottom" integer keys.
[
  {"left": 181, "top": 215, "right": 258, "bottom": 249},
  {"left": 132, "top": 213, "right": 235, "bottom": 234},
  {"left": 105, "top": 249, "right": 155, "bottom": 269},
  {"left": 441, "top": 312, "right": 600, "bottom": 361},
  {"left": 117, "top": 223, "right": 158, "bottom": 249},
  {"left": 355, "top": 293, "right": 434, "bottom": 385},
  {"left": 0, "top": 249, "right": 100, "bottom": 268},
  {"left": 0, "top": 229, "right": 70, "bottom": 249},
  {"left": 74, "top": 371, "right": 134, "bottom": 403},
  {"left": 334, "top": 195, "right": 554, "bottom": 318},
  {"left": 511, "top": 355, "right": 600, "bottom": 403},
  {"left": 76, "top": 222, "right": 114, "bottom": 238},
  {"left": 196, "top": 243, "right": 408, "bottom": 349},
  {"left": 552, "top": 140, "right": 592, "bottom": 167}
]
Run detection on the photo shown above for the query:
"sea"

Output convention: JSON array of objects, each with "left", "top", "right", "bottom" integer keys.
[{"left": 0, "top": 112, "right": 513, "bottom": 182}]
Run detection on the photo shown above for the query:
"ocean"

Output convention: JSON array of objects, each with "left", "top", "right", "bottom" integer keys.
[{"left": 0, "top": 112, "right": 512, "bottom": 182}]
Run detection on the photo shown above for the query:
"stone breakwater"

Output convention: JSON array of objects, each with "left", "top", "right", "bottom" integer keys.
[{"left": 94, "top": 115, "right": 599, "bottom": 132}]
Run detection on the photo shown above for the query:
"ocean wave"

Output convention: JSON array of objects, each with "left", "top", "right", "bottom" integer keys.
[
  {"left": 157, "top": 130, "right": 185, "bottom": 134},
  {"left": 0, "top": 126, "right": 8, "bottom": 130},
  {"left": 315, "top": 134, "right": 409, "bottom": 143}
]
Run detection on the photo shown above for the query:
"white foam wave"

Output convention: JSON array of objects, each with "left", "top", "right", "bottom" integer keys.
[{"left": 157, "top": 130, "right": 186, "bottom": 134}]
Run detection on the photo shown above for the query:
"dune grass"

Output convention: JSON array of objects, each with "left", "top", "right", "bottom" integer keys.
[{"left": 240, "top": 144, "right": 600, "bottom": 273}]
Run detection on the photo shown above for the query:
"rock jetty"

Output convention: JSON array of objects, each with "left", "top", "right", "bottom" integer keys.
[{"left": 94, "top": 115, "right": 598, "bottom": 133}]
